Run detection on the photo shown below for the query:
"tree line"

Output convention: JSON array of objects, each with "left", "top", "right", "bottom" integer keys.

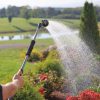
[
  {"left": 0, "top": 6, "right": 60, "bottom": 19},
  {"left": 0, "top": 5, "right": 100, "bottom": 20}
]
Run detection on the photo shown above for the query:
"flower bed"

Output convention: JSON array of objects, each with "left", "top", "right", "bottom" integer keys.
[{"left": 67, "top": 90, "right": 100, "bottom": 100}]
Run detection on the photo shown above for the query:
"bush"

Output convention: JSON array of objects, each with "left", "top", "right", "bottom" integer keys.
[
  {"left": 32, "top": 50, "right": 64, "bottom": 76},
  {"left": 13, "top": 82, "right": 44, "bottom": 100},
  {"left": 34, "top": 58, "right": 64, "bottom": 77},
  {"left": 28, "top": 49, "right": 43, "bottom": 62},
  {"left": 43, "top": 70, "right": 69, "bottom": 99},
  {"left": 42, "top": 50, "right": 49, "bottom": 59},
  {"left": 28, "top": 70, "right": 69, "bottom": 100},
  {"left": 47, "top": 50, "right": 59, "bottom": 59},
  {"left": 43, "top": 59, "right": 64, "bottom": 77}
]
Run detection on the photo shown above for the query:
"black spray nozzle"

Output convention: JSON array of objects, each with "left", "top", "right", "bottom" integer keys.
[
  {"left": 42, "top": 20, "right": 49, "bottom": 27},
  {"left": 38, "top": 20, "right": 49, "bottom": 28}
]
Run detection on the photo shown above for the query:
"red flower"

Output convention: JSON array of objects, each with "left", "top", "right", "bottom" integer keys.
[
  {"left": 79, "top": 90, "right": 100, "bottom": 100},
  {"left": 66, "top": 90, "right": 100, "bottom": 100},
  {"left": 39, "top": 87, "right": 45, "bottom": 95},
  {"left": 67, "top": 96, "right": 79, "bottom": 100},
  {"left": 39, "top": 73, "right": 48, "bottom": 81}
]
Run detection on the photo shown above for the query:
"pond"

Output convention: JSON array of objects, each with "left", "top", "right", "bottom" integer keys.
[{"left": 0, "top": 33, "right": 51, "bottom": 41}]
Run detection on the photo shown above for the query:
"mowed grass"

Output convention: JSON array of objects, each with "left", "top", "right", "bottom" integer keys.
[
  {"left": 58, "top": 19, "right": 100, "bottom": 31},
  {"left": 0, "top": 18, "right": 99, "bottom": 33},
  {"left": 0, "top": 38, "right": 54, "bottom": 83},
  {"left": 0, "top": 18, "right": 42, "bottom": 33},
  {"left": 56, "top": 19, "right": 80, "bottom": 29}
]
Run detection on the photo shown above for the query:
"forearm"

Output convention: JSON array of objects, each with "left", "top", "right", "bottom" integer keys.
[{"left": 2, "top": 80, "right": 19, "bottom": 100}]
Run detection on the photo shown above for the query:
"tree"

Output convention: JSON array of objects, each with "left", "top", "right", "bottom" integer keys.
[
  {"left": 6, "top": 6, "right": 20, "bottom": 17},
  {"left": 19, "top": 6, "right": 32, "bottom": 20},
  {"left": 32, "top": 8, "right": 46, "bottom": 18},
  {"left": 0, "top": 8, "right": 6, "bottom": 17},
  {"left": 80, "top": 1, "right": 100, "bottom": 53},
  {"left": 8, "top": 16, "right": 12, "bottom": 23}
]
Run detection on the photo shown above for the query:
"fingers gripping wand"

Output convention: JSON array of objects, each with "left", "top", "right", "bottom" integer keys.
[{"left": 20, "top": 20, "right": 49, "bottom": 73}]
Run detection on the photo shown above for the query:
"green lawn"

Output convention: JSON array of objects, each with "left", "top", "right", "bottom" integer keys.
[
  {"left": 0, "top": 18, "right": 42, "bottom": 33},
  {"left": 0, "top": 38, "right": 54, "bottom": 83},
  {"left": 55, "top": 19, "right": 80, "bottom": 29},
  {"left": 58, "top": 19, "right": 100, "bottom": 33}
]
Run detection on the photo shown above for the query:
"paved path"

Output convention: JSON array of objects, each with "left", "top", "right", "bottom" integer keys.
[{"left": 0, "top": 44, "right": 28, "bottom": 49}]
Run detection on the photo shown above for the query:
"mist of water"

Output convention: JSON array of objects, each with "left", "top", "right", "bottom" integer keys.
[{"left": 47, "top": 21, "right": 100, "bottom": 95}]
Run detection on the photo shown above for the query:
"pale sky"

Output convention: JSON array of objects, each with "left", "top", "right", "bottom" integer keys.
[{"left": 0, "top": 0, "right": 100, "bottom": 8}]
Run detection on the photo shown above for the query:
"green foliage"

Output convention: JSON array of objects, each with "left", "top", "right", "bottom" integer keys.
[
  {"left": 80, "top": 1, "right": 100, "bottom": 53},
  {"left": 28, "top": 49, "right": 43, "bottom": 62},
  {"left": 43, "top": 70, "right": 68, "bottom": 99},
  {"left": 89, "top": 86, "right": 100, "bottom": 93},
  {"left": 19, "top": 6, "right": 32, "bottom": 20},
  {"left": 47, "top": 50, "right": 59, "bottom": 59},
  {"left": 43, "top": 59, "right": 63, "bottom": 76},
  {"left": 13, "top": 82, "right": 44, "bottom": 100},
  {"left": 6, "top": 6, "right": 20, "bottom": 17},
  {"left": 33, "top": 50, "right": 64, "bottom": 77},
  {"left": 0, "top": 8, "right": 6, "bottom": 17}
]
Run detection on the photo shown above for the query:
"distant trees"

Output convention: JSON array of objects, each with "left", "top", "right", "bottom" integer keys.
[
  {"left": 6, "top": 6, "right": 20, "bottom": 17},
  {"left": 0, "top": 5, "right": 100, "bottom": 20},
  {"left": 0, "top": 8, "right": 6, "bottom": 17},
  {"left": 32, "top": 8, "right": 46, "bottom": 18},
  {"left": 19, "top": 6, "right": 32, "bottom": 20},
  {"left": 80, "top": 1, "right": 100, "bottom": 53}
]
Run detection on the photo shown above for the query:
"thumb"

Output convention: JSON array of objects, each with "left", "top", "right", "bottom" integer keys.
[{"left": 17, "top": 69, "right": 23, "bottom": 76}]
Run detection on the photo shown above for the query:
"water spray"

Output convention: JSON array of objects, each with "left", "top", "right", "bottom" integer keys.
[{"left": 21, "top": 19, "right": 49, "bottom": 73}]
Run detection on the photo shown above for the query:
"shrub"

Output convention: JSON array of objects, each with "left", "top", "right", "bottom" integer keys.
[
  {"left": 43, "top": 70, "right": 69, "bottom": 99},
  {"left": 35, "top": 58, "right": 64, "bottom": 77},
  {"left": 29, "top": 70, "right": 69, "bottom": 100},
  {"left": 28, "top": 49, "right": 43, "bottom": 62},
  {"left": 43, "top": 59, "right": 64, "bottom": 76},
  {"left": 47, "top": 50, "right": 59, "bottom": 59},
  {"left": 13, "top": 82, "right": 44, "bottom": 100},
  {"left": 42, "top": 50, "right": 49, "bottom": 59}
]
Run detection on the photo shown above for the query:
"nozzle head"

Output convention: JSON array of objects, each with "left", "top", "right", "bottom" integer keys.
[{"left": 42, "top": 20, "right": 49, "bottom": 27}]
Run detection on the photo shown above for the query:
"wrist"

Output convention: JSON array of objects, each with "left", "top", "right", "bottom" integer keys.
[{"left": 12, "top": 80, "right": 20, "bottom": 90}]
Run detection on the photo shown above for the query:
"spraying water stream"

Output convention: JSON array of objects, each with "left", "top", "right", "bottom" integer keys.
[{"left": 47, "top": 21, "right": 100, "bottom": 95}]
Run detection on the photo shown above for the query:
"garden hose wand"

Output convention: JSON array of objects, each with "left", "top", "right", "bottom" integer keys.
[
  {"left": 21, "top": 19, "right": 49, "bottom": 73},
  {"left": 8, "top": 20, "right": 49, "bottom": 100}
]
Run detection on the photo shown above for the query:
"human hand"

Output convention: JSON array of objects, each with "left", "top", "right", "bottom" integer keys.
[{"left": 12, "top": 69, "right": 24, "bottom": 89}]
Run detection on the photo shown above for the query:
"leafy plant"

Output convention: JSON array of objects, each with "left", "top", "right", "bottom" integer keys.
[
  {"left": 13, "top": 82, "right": 44, "bottom": 100},
  {"left": 28, "top": 49, "right": 43, "bottom": 62}
]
